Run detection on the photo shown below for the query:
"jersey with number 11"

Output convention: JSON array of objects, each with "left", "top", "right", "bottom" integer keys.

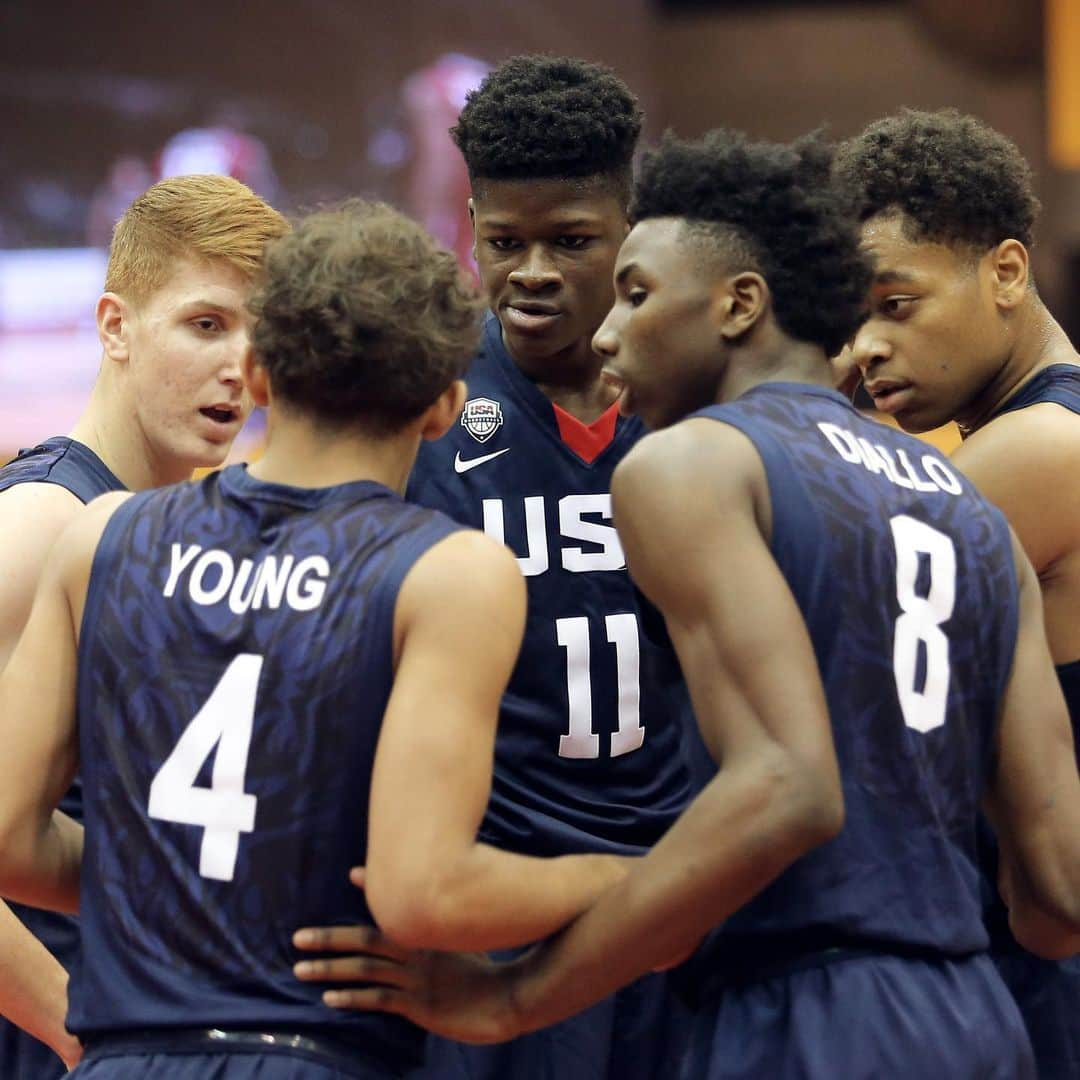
[
  {"left": 408, "top": 313, "right": 692, "bottom": 858},
  {"left": 697, "top": 383, "right": 1018, "bottom": 956},
  {"left": 68, "top": 465, "right": 461, "bottom": 1076}
]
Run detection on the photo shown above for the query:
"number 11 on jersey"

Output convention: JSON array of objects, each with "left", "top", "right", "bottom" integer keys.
[{"left": 556, "top": 613, "right": 644, "bottom": 759}]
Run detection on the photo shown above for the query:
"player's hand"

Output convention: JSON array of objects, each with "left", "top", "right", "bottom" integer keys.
[
  {"left": 830, "top": 345, "right": 862, "bottom": 403},
  {"left": 55, "top": 1030, "right": 82, "bottom": 1071},
  {"left": 293, "top": 923, "right": 520, "bottom": 1045}
]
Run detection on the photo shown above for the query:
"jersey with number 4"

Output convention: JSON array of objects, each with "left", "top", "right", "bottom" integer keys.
[
  {"left": 407, "top": 314, "right": 691, "bottom": 857},
  {"left": 697, "top": 383, "right": 1017, "bottom": 955},
  {"left": 68, "top": 465, "right": 461, "bottom": 1075}
]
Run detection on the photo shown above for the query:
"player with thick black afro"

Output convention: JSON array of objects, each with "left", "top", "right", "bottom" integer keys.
[
  {"left": 450, "top": 54, "right": 642, "bottom": 201},
  {"left": 631, "top": 129, "right": 870, "bottom": 359},
  {"left": 834, "top": 108, "right": 1041, "bottom": 252}
]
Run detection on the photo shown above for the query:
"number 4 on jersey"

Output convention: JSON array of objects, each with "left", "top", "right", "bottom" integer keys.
[{"left": 147, "top": 654, "right": 262, "bottom": 881}]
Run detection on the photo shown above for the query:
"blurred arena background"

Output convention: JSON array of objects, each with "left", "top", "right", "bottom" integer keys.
[{"left": 2, "top": 0, "right": 1075, "bottom": 462}]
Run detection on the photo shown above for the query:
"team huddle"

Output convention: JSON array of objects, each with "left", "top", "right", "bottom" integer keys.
[{"left": 0, "top": 54, "right": 1077, "bottom": 1080}]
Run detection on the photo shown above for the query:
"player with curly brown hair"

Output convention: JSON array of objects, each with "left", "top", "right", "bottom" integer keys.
[{"left": 0, "top": 199, "right": 632, "bottom": 1079}]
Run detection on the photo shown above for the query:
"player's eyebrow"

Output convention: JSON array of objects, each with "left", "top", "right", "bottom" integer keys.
[
  {"left": 178, "top": 299, "right": 242, "bottom": 316},
  {"left": 872, "top": 269, "right": 919, "bottom": 286},
  {"left": 614, "top": 262, "right": 639, "bottom": 286}
]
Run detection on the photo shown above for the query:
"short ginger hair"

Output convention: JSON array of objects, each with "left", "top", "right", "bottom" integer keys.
[{"left": 105, "top": 174, "right": 289, "bottom": 302}]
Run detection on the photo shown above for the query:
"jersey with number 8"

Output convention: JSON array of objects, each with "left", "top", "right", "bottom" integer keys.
[
  {"left": 68, "top": 466, "right": 463, "bottom": 1076},
  {"left": 692, "top": 383, "right": 1018, "bottom": 956}
]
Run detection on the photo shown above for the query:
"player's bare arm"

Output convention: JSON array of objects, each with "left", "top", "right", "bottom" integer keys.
[
  {"left": 0, "top": 492, "right": 130, "bottom": 914},
  {"left": 360, "top": 528, "right": 629, "bottom": 953},
  {"left": 0, "top": 483, "right": 85, "bottom": 671},
  {"left": 311, "top": 419, "right": 845, "bottom": 1041},
  {"left": 983, "top": 529, "right": 1080, "bottom": 959},
  {"left": 951, "top": 405, "right": 1080, "bottom": 663},
  {"left": 0, "top": 901, "right": 81, "bottom": 1069}
]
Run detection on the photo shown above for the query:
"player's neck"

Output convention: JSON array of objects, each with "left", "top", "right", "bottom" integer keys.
[
  {"left": 716, "top": 334, "right": 833, "bottom": 405},
  {"left": 249, "top": 415, "right": 418, "bottom": 495},
  {"left": 508, "top": 336, "right": 617, "bottom": 423},
  {"left": 69, "top": 379, "right": 192, "bottom": 491},
  {"left": 957, "top": 300, "right": 1079, "bottom": 435}
]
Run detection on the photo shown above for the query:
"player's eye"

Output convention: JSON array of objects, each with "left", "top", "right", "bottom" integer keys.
[
  {"left": 557, "top": 236, "right": 590, "bottom": 250},
  {"left": 192, "top": 316, "right": 223, "bottom": 333},
  {"left": 881, "top": 296, "right": 916, "bottom": 318},
  {"left": 487, "top": 238, "right": 520, "bottom": 252},
  {"left": 628, "top": 287, "right": 647, "bottom": 308}
]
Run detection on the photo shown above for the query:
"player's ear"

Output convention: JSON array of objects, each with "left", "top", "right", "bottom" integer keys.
[
  {"left": 243, "top": 354, "right": 271, "bottom": 408},
  {"left": 989, "top": 239, "right": 1029, "bottom": 311},
  {"left": 96, "top": 292, "right": 130, "bottom": 364},
  {"left": 467, "top": 197, "right": 478, "bottom": 261},
  {"left": 714, "top": 271, "right": 768, "bottom": 342},
  {"left": 420, "top": 379, "right": 467, "bottom": 442}
]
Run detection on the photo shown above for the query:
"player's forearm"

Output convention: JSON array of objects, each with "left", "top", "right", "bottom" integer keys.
[
  {"left": 0, "top": 811, "right": 82, "bottom": 914},
  {"left": 0, "top": 901, "right": 79, "bottom": 1065},
  {"left": 508, "top": 745, "right": 842, "bottom": 1035},
  {"left": 374, "top": 845, "right": 632, "bottom": 953}
]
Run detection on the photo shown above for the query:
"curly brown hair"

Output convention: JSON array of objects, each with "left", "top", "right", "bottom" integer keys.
[{"left": 250, "top": 200, "right": 483, "bottom": 432}]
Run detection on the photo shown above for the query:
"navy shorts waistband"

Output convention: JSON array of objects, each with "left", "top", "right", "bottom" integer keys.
[
  {"left": 81, "top": 1027, "right": 384, "bottom": 1078},
  {"left": 672, "top": 930, "right": 982, "bottom": 1007}
]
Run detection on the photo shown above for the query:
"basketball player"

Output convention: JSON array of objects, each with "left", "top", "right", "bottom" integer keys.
[
  {"left": 304, "top": 132, "right": 1080, "bottom": 1078},
  {"left": 0, "top": 173, "right": 288, "bottom": 1077},
  {"left": 0, "top": 200, "right": 631, "bottom": 1079},
  {"left": 297, "top": 54, "right": 694, "bottom": 1080},
  {"left": 835, "top": 109, "right": 1080, "bottom": 1078}
]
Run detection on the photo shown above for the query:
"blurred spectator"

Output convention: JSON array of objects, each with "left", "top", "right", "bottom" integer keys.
[{"left": 402, "top": 53, "right": 490, "bottom": 277}]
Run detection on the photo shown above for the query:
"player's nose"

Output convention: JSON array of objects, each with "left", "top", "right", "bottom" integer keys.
[
  {"left": 849, "top": 322, "right": 891, "bottom": 373},
  {"left": 592, "top": 311, "right": 618, "bottom": 358},
  {"left": 220, "top": 332, "right": 249, "bottom": 387},
  {"left": 508, "top": 245, "right": 561, "bottom": 291}
]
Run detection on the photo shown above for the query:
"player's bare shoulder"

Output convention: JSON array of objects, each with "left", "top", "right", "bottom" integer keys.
[
  {"left": 958, "top": 400, "right": 1080, "bottom": 478},
  {"left": 49, "top": 492, "right": 134, "bottom": 623},
  {"left": 0, "top": 481, "right": 85, "bottom": 546},
  {"left": 394, "top": 527, "right": 526, "bottom": 647},
  {"left": 612, "top": 416, "right": 767, "bottom": 532}
]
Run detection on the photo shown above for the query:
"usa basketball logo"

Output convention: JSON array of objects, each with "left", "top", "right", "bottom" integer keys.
[{"left": 461, "top": 397, "right": 503, "bottom": 443}]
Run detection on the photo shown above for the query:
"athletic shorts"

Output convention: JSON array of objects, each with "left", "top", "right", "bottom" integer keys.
[{"left": 681, "top": 951, "right": 1033, "bottom": 1080}]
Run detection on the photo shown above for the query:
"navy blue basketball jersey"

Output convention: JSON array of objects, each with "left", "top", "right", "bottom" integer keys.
[
  {"left": 992, "top": 362, "right": 1080, "bottom": 725},
  {"left": 68, "top": 466, "right": 463, "bottom": 1076},
  {"left": 0, "top": 436, "right": 124, "bottom": 507},
  {"left": 695, "top": 383, "right": 1017, "bottom": 957},
  {"left": 407, "top": 313, "right": 691, "bottom": 857},
  {"left": 0, "top": 437, "right": 124, "bottom": 1080}
]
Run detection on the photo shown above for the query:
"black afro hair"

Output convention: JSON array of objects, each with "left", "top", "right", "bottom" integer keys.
[
  {"left": 451, "top": 55, "right": 642, "bottom": 191},
  {"left": 631, "top": 130, "right": 870, "bottom": 358},
  {"left": 834, "top": 108, "right": 1041, "bottom": 250}
]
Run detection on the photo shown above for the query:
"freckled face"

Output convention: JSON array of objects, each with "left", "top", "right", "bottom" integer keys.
[
  {"left": 852, "top": 215, "right": 1007, "bottom": 433},
  {"left": 122, "top": 257, "right": 254, "bottom": 471}
]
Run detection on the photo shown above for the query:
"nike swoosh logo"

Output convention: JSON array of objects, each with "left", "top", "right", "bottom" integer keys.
[{"left": 454, "top": 448, "right": 511, "bottom": 474}]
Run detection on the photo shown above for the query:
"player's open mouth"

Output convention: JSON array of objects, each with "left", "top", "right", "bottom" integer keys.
[
  {"left": 200, "top": 406, "right": 239, "bottom": 425},
  {"left": 865, "top": 381, "right": 914, "bottom": 415},
  {"left": 503, "top": 303, "right": 562, "bottom": 334}
]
